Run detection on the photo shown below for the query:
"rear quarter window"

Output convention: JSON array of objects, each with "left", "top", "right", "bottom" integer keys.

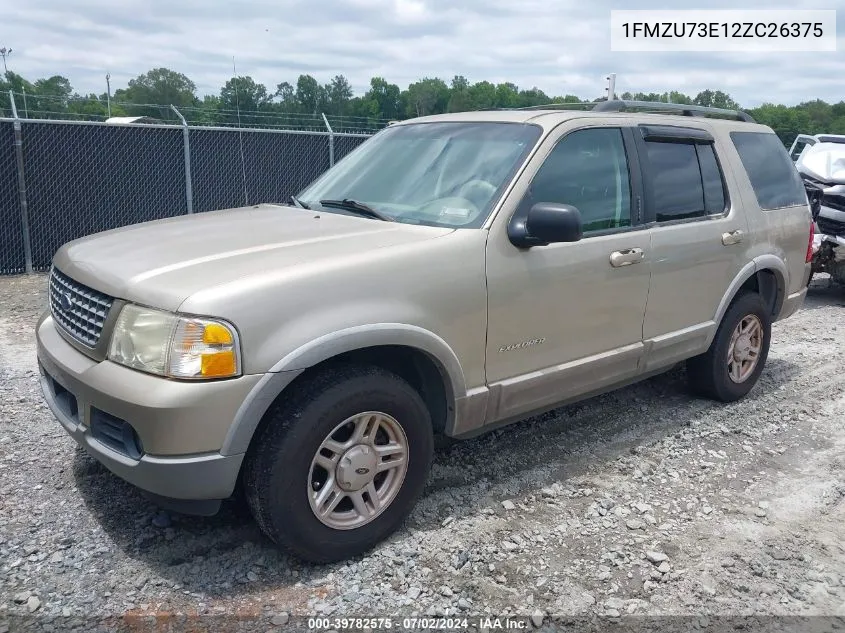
[{"left": 730, "top": 131, "right": 807, "bottom": 210}]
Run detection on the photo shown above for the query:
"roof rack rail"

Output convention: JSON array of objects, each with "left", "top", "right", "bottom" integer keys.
[
  {"left": 513, "top": 102, "right": 596, "bottom": 111},
  {"left": 592, "top": 99, "right": 756, "bottom": 123}
]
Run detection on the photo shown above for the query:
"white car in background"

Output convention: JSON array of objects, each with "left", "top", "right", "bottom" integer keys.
[{"left": 792, "top": 133, "right": 845, "bottom": 286}]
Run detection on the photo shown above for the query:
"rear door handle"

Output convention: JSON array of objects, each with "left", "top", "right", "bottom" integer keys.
[
  {"left": 722, "top": 230, "right": 743, "bottom": 245},
  {"left": 609, "top": 248, "right": 645, "bottom": 267}
]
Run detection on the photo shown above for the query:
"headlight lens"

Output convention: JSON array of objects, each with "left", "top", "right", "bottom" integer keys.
[{"left": 108, "top": 304, "right": 240, "bottom": 379}]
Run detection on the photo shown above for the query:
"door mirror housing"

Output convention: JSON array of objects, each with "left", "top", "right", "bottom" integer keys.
[{"left": 509, "top": 202, "right": 583, "bottom": 247}]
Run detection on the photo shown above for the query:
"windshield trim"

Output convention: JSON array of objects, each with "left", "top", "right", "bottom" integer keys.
[{"left": 296, "top": 120, "right": 545, "bottom": 230}]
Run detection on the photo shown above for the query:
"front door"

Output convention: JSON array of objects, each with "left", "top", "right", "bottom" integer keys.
[{"left": 484, "top": 121, "right": 652, "bottom": 424}]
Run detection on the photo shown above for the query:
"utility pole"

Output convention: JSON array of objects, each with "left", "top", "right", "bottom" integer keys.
[
  {"left": 105, "top": 73, "right": 111, "bottom": 117},
  {"left": 0, "top": 47, "right": 11, "bottom": 74},
  {"left": 605, "top": 73, "right": 617, "bottom": 101}
]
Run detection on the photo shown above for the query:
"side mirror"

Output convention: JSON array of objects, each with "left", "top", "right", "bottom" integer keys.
[{"left": 509, "top": 202, "right": 583, "bottom": 247}]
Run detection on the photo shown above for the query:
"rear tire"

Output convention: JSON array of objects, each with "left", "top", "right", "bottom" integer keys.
[
  {"left": 242, "top": 364, "right": 433, "bottom": 563},
  {"left": 687, "top": 291, "right": 771, "bottom": 402}
]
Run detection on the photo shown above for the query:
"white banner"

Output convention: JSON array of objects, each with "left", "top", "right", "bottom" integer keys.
[{"left": 610, "top": 10, "right": 837, "bottom": 52}]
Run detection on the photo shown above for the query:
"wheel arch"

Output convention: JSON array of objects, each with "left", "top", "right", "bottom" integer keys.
[
  {"left": 713, "top": 256, "right": 787, "bottom": 335},
  {"left": 221, "top": 324, "right": 466, "bottom": 456}
]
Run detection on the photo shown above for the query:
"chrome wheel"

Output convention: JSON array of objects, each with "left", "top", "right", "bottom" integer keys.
[
  {"left": 308, "top": 411, "right": 409, "bottom": 530},
  {"left": 727, "top": 314, "right": 763, "bottom": 383}
]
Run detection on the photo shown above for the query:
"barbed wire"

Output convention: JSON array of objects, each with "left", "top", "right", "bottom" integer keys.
[{"left": 7, "top": 91, "right": 393, "bottom": 123}]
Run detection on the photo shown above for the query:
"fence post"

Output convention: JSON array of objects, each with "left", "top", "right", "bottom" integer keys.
[
  {"left": 322, "top": 113, "right": 334, "bottom": 167},
  {"left": 9, "top": 90, "right": 33, "bottom": 273},
  {"left": 170, "top": 105, "right": 194, "bottom": 214}
]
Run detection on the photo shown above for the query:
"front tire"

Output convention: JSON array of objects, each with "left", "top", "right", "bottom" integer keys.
[
  {"left": 687, "top": 291, "right": 771, "bottom": 402},
  {"left": 242, "top": 364, "right": 433, "bottom": 563}
]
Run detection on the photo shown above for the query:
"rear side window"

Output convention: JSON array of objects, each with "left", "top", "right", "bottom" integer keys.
[
  {"left": 731, "top": 131, "right": 807, "bottom": 210},
  {"left": 643, "top": 140, "right": 727, "bottom": 222},
  {"left": 697, "top": 144, "right": 726, "bottom": 213}
]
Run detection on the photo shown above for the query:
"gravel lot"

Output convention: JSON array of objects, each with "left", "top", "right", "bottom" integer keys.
[{"left": 1, "top": 272, "right": 844, "bottom": 632}]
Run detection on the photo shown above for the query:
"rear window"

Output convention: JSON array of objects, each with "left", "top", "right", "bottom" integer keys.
[{"left": 730, "top": 131, "right": 807, "bottom": 210}]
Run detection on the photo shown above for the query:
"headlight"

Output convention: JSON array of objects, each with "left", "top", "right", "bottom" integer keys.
[{"left": 108, "top": 304, "right": 240, "bottom": 379}]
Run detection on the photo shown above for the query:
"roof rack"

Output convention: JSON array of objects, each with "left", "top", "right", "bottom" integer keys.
[
  {"left": 592, "top": 100, "right": 755, "bottom": 123},
  {"left": 510, "top": 102, "right": 596, "bottom": 111}
]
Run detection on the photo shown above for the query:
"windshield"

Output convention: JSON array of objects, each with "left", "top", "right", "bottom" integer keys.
[{"left": 297, "top": 121, "right": 542, "bottom": 228}]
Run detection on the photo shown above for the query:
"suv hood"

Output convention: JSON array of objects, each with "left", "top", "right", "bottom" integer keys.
[{"left": 53, "top": 204, "right": 454, "bottom": 311}]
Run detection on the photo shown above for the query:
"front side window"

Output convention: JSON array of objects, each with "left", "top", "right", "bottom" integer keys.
[
  {"left": 297, "top": 122, "right": 542, "bottom": 228},
  {"left": 525, "top": 127, "right": 632, "bottom": 233}
]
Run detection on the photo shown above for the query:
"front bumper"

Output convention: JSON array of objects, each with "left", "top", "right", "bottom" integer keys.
[{"left": 36, "top": 312, "right": 262, "bottom": 503}]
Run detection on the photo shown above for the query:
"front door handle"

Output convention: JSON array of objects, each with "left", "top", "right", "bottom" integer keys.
[
  {"left": 609, "top": 248, "right": 645, "bottom": 267},
  {"left": 722, "top": 229, "right": 744, "bottom": 245}
]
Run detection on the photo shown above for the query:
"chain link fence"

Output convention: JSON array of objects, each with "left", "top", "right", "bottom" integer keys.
[
  {"left": 0, "top": 115, "right": 376, "bottom": 274},
  {"left": 190, "top": 128, "right": 332, "bottom": 213},
  {"left": 0, "top": 121, "right": 25, "bottom": 274},
  {"left": 334, "top": 134, "right": 371, "bottom": 164},
  {"left": 23, "top": 121, "right": 188, "bottom": 270}
]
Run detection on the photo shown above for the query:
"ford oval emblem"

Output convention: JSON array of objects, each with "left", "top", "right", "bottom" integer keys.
[
  {"left": 58, "top": 292, "right": 72, "bottom": 311},
  {"left": 355, "top": 467, "right": 370, "bottom": 475}
]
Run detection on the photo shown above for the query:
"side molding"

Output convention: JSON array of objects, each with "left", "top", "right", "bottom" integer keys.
[{"left": 220, "top": 323, "right": 468, "bottom": 455}]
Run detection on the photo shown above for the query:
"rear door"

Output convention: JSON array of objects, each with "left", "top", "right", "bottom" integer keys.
[{"left": 637, "top": 123, "right": 753, "bottom": 372}]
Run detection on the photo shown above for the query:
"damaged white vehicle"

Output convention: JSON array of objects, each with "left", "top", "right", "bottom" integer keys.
[{"left": 792, "top": 134, "right": 845, "bottom": 286}]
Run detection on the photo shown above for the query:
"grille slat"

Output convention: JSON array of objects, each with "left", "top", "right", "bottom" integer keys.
[{"left": 49, "top": 268, "right": 114, "bottom": 348}]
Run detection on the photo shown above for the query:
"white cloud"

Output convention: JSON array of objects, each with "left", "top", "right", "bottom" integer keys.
[{"left": 5, "top": 0, "right": 844, "bottom": 107}]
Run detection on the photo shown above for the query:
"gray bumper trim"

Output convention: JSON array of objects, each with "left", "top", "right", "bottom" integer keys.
[{"left": 39, "top": 367, "right": 244, "bottom": 502}]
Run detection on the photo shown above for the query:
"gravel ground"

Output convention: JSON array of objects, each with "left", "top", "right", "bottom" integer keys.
[{"left": 1, "top": 272, "right": 844, "bottom": 632}]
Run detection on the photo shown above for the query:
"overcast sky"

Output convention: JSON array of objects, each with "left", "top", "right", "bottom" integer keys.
[{"left": 5, "top": 0, "right": 844, "bottom": 107}]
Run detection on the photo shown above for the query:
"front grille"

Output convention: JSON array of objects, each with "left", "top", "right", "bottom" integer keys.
[
  {"left": 817, "top": 216, "right": 845, "bottom": 237},
  {"left": 49, "top": 268, "right": 114, "bottom": 348}
]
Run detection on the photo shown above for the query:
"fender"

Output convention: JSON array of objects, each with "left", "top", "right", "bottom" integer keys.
[
  {"left": 707, "top": 255, "right": 788, "bottom": 349},
  {"left": 220, "top": 323, "right": 467, "bottom": 455}
]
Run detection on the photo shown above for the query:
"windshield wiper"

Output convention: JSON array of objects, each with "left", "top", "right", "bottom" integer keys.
[
  {"left": 290, "top": 195, "right": 310, "bottom": 209},
  {"left": 318, "top": 199, "right": 394, "bottom": 222}
]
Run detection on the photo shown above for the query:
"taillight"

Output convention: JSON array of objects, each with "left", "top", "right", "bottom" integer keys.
[{"left": 806, "top": 221, "right": 815, "bottom": 263}]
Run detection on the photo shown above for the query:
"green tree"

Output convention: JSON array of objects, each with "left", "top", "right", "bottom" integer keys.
[
  {"left": 30, "top": 75, "right": 74, "bottom": 116},
  {"left": 365, "top": 77, "right": 402, "bottom": 120},
  {"left": 447, "top": 75, "right": 472, "bottom": 112},
  {"left": 468, "top": 81, "right": 497, "bottom": 110},
  {"left": 694, "top": 89, "right": 739, "bottom": 109},
  {"left": 405, "top": 77, "right": 449, "bottom": 117},
  {"left": 325, "top": 75, "right": 353, "bottom": 116},
  {"left": 748, "top": 103, "right": 812, "bottom": 145},
  {"left": 66, "top": 93, "right": 126, "bottom": 120},
  {"left": 116, "top": 68, "right": 197, "bottom": 118},
  {"left": 218, "top": 76, "right": 271, "bottom": 125},
  {"left": 0, "top": 71, "right": 34, "bottom": 116},
  {"left": 295, "top": 74, "right": 325, "bottom": 114},
  {"left": 495, "top": 83, "right": 520, "bottom": 109}
]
